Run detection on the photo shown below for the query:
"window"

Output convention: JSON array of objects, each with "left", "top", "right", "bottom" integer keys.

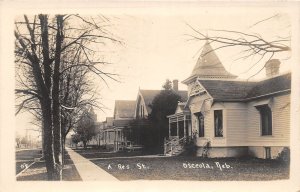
[
  {"left": 195, "top": 112, "right": 204, "bottom": 137},
  {"left": 256, "top": 105, "right": 272, "bottom": 136},
  {"left": 214, "top": 110, "right": 223, "bottom": 137},
  {"left": 140, "top": 105, "right": 145, "bottom": 118}
]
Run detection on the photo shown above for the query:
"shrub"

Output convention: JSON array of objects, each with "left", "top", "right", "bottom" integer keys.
[{"left": 276, "top": 147, "right": 290, "bottom": 163}]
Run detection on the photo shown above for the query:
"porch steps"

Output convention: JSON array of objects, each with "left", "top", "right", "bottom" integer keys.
[
  {"left": 166, "top": 146, "right": 184, "bottom": 156},
  {"left": 164, "top": 136, "right": 193, "bottom": 156}
]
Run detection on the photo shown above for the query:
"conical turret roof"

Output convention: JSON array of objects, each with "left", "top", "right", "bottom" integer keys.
[{"left": 183, "top": 41, "right": 237, "bottom": 84}]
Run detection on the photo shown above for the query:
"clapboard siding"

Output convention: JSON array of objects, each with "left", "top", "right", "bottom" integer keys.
[
  {"left": 226, "top": 108, "right": 248, "bottom": 146},
  {"left": 246, "top": 94, "right": 290, "bottom": 146},
  {"left": 195, "top": 102, "right": 228, "bottom": 147},
  {"left": 192, "top": 93, "right": 290, "bottom": 148}
]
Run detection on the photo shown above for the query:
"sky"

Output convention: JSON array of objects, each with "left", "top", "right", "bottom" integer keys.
[{"left": 14, "top": 5, "right": 294, "bottom": 138}]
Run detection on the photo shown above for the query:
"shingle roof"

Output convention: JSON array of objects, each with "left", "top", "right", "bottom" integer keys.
[
  {"left": 139, "top": 90, "right": 161, "bottom": 113},
  {"left": 183, "top": 41, "right": 237, "bottom": 84},
  {"left": 246, "top": 73, "right": 291, "bottom": 99},
  {"left": 199, "top": 73, "right": 291, "bottom": 101},
  {"left": 113, "top": 119, "right": 132, "bottom": 127},
  {"left": 177, "top": 90, "right": 188, "bottom": 102},
  {"left": 139, "top": 89, "right": 188, "bottom": 113},
  {"left": 114, "top": 100, "right": 136, "bottom": 119}
]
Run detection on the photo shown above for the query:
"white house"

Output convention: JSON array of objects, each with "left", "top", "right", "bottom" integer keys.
[
  {"left": 166, "top": 41, "right": 291, "bottom": 159},
  {"left": 102, "top": 100, "right": 136, "bottom": 151}
]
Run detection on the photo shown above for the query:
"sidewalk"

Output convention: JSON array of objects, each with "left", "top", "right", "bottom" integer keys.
[{"left": 66, "top": 147, "right": 118, "bottom": 181}]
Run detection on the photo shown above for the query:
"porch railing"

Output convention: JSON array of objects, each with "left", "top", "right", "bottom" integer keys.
[{"left": 164, "top": 135, "right": 193, "bottom": 156}]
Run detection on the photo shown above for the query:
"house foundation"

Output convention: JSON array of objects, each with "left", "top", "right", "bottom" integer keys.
[
  {"left": 195, "top": 146, "right": 288, "bottom": 159},
  {"left": 196, "top": 146, "right": 248, "bottom": 158},
  {"left": 248, "top": 146, "right": 288, "bottom": 159}
]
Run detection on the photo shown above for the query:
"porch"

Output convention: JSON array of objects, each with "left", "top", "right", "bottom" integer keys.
[
  {"left": 167, "top": 112, "right": 191, "bottom": 139},
  {"left": 165, "top": 112, "right": 192, "bottom": 156},
  {"left": 103, "top": 127, "right": 128, "bottom": 151}
]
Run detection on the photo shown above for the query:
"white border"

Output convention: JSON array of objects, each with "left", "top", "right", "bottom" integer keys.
[{"left": 0, "top": 1, "right": 299, "bottom": 192}]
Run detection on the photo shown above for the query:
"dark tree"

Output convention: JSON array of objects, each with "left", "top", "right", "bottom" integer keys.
[
  {"left": 148, "top": 79, "right": 182, "bottom": 149},
  {"left": 71, "top": 134, "right": 81, "bottom": 148},
  {"left": 127, "top": 119, "right": 157, "bottom": 151},
  {"left": 162, "top": 79, "right": 172, "bottom": 90}
]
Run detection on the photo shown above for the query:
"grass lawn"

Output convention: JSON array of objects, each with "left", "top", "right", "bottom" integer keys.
[
  {"left": 75, "top": 149, "right": 289, "bottom": 181},
  {"left": 16, "top": 150, "right": 82, "bottom": 181},
  {"left": 16, "top": 149, "right": 43, "bottom": 174},
  {"left": 73, "top": 147, "right": 157, "bottom": 159}
]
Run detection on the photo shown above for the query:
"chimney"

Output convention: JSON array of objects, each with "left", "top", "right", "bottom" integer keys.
[
  {"left": 265, "top": 59, "right": 280, "bottom": 77},
  {"left": 173, "top": 79, "right": 178, "bottom": 92}
]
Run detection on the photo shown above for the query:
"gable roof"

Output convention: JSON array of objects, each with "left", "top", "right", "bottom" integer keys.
[
  {"left": 139, "top": 89, "right": 188, "bottom": 114},
  {"left": 139, "top": 90, "right": 161, "bottom": 113},
  {"left": 114, "top": 100, "right": 136, "bottom": 119},
  {"left": 183, "top": 41, "right": 237, "bottom": 84},
  {"left": 113, "top": 119, "right": 132, "bottom": 127},
  {"left": 199, "top": 73, "right": 291, "bottom": 101}
]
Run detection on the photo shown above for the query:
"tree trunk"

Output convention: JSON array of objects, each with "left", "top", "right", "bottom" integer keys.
[
  {"left": 83, "top": 141, "right": 87, "bottom": 149},
  {"left": 52, "top": 15, "right": 64, "bottom": 180},
  {"left": 38, "top": 14, "right": 57, "bottom": 180},
  {"left": 41, "top": 98, "right": 55, "bottom": 180},
  {"left": 41, "top": 121, "right": 45, "bottom": 159}
]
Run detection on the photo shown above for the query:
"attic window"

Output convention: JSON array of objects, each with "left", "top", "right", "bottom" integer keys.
[{"left": 140, "top": 105, "right": 145, "bottom": 118}]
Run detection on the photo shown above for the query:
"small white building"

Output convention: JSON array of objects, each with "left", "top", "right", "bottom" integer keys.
[
  {"left": 166, "top": 42, "right": 291, "bottom": 159},
  {"left": 103, "top": 100, "right": 136, "bottom": 151}
]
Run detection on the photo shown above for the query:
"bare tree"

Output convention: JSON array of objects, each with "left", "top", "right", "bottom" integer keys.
[
  {"left": 15, "top": 14, "right": 120, "bottom": 180},
  {"left": 186, "top": 14, "right": 291, "bottom": 78}
]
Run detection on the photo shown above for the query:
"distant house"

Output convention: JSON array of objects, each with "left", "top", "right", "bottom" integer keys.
[
  {"left": 166, "top": 41, "right": 291, "bottom": 159},
  {"left": 103, "top": 117, "right": 114, "bottom": 146},
  {"left": 103, "top": 100, "right": 136, "bottom": 151},
  {"left": 135, "top": 82, "right": 188, "bottom": 119},
  {"left": 101, "top": 83, "right": 188, "bottom": 151}
]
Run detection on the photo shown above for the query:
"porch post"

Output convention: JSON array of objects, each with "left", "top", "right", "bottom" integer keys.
[
  {"left": 114, "top": 128, "right": 117, "bottom": 151},
  {"left": 168, "top": 118, "right": 171, "bottom": 138},
  {"left": 121, "top": 130, "right": 123, "bottom": 142},
  {"left": 176, "top": 117, "right": 179, "bottom": 137},
  {"left": 184, "top": 115, "right": 186, "bottom": 138}
]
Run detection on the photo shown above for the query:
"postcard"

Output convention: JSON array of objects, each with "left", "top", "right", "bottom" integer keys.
[{"left": 1, "top": 1, "right": 300, "bottom": 192}]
